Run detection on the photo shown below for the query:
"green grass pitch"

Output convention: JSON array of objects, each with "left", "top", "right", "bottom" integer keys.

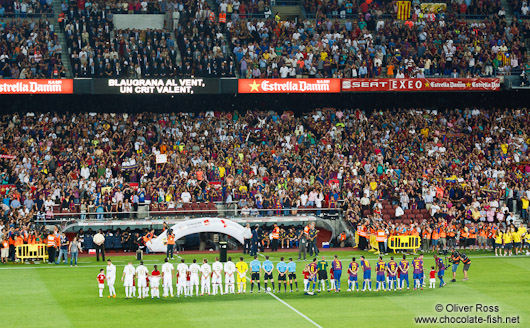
[{"left": 1, "top": 250, "right": 529, "bottom": 328}]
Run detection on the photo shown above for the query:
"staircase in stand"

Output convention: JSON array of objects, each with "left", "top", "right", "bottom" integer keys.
[{"left": 52, "top": 0, "right": 73, "bottom": 78}]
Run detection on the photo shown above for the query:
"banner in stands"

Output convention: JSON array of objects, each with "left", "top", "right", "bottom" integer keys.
[
  {"left": 147, "top": 218, "right": 246, "bottom": 252},
  {"left": 420, "top": 2, "right": 447, "bottom": 13},
  {"left": 93, "top": 78, "right": 219, "bottom": 94},
  {"left": 341, "top": 78, "right": 500, "bottom": 92},
  {"left": 0, "top": 184, "right": 16, "bottom": 195},
  {"left": 155, "top": 154, "right": 167, "bottom": 164},
  {"left": 0, "top": 79, "right": 73, "bottom": 94},
  {"left": 0, "top": 155, "right": 16, "bottom": 159},
  {"left": 238, "top": 78, "right": 341, "bottom": 93}
]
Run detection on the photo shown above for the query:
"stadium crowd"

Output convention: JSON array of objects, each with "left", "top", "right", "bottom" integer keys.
[
  {"left": 303, "top": 0, "right": 502, "bottom": 20},
  {"left": 0, "top": 0, "right": 54, "bottom": 16},
  {"left": 1, "top": 108, "right": 530, "bottom": 221},
  {"left": 218, "top": 0, "right": 272, "bottom": 19},
  {"left": 0, "top": 0, "right": 526, "bottom": 79},
  {"left": 63, "top": 0, "right": 236, "bottom": 77},
  {"left": 175, "top": 0, "right": 236, "bottom": 78},
  {"left": 229, "top": 15, "right": 528, "bottom": 78},
  {"left": 0, "top": 20, "right": 67, "bottom": 78},
  {"left": 64, "top": 0, "right": 172, "bottom": 15}
]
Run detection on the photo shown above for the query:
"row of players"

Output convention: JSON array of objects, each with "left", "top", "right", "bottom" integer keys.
[
  {"left": 97, "top": 256, "right": 292, "bottom": 298},
  {"left": 96, "top": 253, "right": 461, "bottom": 298},
  {"left": 302, "top": 254, "right": 456, "bottom": 294}
]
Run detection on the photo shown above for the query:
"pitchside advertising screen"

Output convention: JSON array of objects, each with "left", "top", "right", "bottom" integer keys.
[
  {"left": 238, "top": 78, "right": 341, "bottom": 93},
  {"left": 0, "top": 79, "right": 73, "bottom": 94},
  {"left": 341, "top": 78, "right": 501, "bottom": 92},
  {"left": 93, "top": 78, "right": 220, "bottom": 94}
]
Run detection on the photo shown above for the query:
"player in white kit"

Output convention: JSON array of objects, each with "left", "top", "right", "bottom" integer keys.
[
  {"left": 121, "top": 261, "right": 136, "bottom": 299},
  {"left": 189, "top": 259, "right": 201, "bottom": 296},
  {"left": 136, "top": 261, "right": 149, "bottom": 299},
  {"left": 106, "top": 259, "right": 117, "bottom": 298},
  {"left": 176, "top": 259, "right": 189, "bottom": 297},
  {"left": 224, "top": 256, "right": 236, "bottom": 294},
  {"left": 200, "top": 258, "right": 212, "bottom": 296},
  {"left": 212, "top": 257, "right": 224, "bottom": 295},
  {"left": 161, "top": 258, "right": 175, "bottom": 297}
]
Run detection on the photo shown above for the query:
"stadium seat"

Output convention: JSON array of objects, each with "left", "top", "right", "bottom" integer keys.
[
  {"left": 113, "top": 236, "right": 122, "bottom": 249},
  {"left": 83, "top": 237, "right": 94, "bottom": 250}
]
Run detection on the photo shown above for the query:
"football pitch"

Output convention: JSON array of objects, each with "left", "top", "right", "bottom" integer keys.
[{"left": 1, "top": 250, "right": 529, "bottom": 328}]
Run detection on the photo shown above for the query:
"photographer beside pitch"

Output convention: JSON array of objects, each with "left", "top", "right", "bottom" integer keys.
[
  {"left": 461, "top": 253, "right": 471, "bottom": 281},
  {"left": 449, "top": 249, "right": 471, "bottom": 282}
]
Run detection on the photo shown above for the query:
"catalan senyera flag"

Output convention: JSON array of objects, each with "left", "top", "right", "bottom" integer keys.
[
  {"left": 397, "top": 1, "right": 411, "bottom": 20},
  {"left": 501, "top": 52, "right": 510, "bottom": 65}
]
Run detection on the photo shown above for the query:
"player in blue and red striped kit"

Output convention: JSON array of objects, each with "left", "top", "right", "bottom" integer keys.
[
  {"left": 347, "top": 257, "right": 359, "bottom": 292},
  {"left": 399, "top": 255, "right": 410, "bottom": 290},
  {"left": 435, "top": 255, "right": 446, "bottom": 288},
  {"left": 386, "top": 256, "right": 398, "bottom": 291},
  {"left": 331, "top": 255, "right": 342, "bottom": 292},
  {"left": 306, "top": 258, "right": 318, "bottom": 294},
  {"left": 412, "top": 256, "right": 424, "bottom": 290},
  {"left": 375, "top": 256, "right": 386, "bottom": 291},
  {"left": 360, "top": 255, "right": 372, "bottom": 291}
]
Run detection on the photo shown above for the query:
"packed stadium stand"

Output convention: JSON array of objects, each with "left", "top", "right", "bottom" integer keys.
[
  {"left": 0, "top": 0, "right": 54, "bottom": 16},
  {"left": 175, "top": 7, "right": 236, "bottom": 77},
  {"left": 229, "top": 16, "right": 527, "bottom": 78},
  {"left": 0, "top": 20, "right": 66, "bottom": 78},
  {"left": 1, "top": 107, "right": 529, "bottom": 226},
  {"left": 0, "top": 0, "right": 527, "bottom": 79}
]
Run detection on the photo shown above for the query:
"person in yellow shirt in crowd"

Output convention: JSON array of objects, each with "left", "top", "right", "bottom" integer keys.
[
  {"left": 503, "top": 228, "right": 513, "bottom": 257},
  {"left": 522, "top": 225, "right": 530, "bottom": 255},
  {"left": 235, "top": 257, "right": 248, "bottom": 294},
  {"left": 494, "top": 229, "right": 504, "bottom": 257},
  {"left": 512, "top": 226, "right": 522, "bottom": 255}
]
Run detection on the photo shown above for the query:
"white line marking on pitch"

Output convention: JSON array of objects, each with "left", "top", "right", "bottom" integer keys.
[
  {"left": 267, "top": 291, "right": 323, "bottom": 328},
  {"left": 246, "top": 274, "right": 323, "bottom": 328}
]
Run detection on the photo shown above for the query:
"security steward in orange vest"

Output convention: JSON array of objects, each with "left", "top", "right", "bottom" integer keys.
[
  {"left": 14, "top": 234, "right": 24, "bottom": 261},
  {"left": 8, "top": 233, "right": 16, "bottom": 262},
  {"left": 142, "top": 229, "right": 155, "bottom": 255},
  {"left": 166, "top": 230, "right": 176, "bottom": 259},
  {"left": 376, "top": 226, "right": 387, "bottom": 255},
  {"left": 47, "top": 231, "right": 57, "bottom": 263},
  {"left": 357, "top": 222, "right": 368, "bottom": 250},
  {"left": 271, "top": 224, "right": 280, "bottom": 252},
  {"left": 339, "top": 231, "right": 347, "bottom": 248},
  {"left": 447, "top": 224, "right": 457, "bottom": 249},
  {"left": 421, "top": 226, "right": 431, "bottom": 252}
]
